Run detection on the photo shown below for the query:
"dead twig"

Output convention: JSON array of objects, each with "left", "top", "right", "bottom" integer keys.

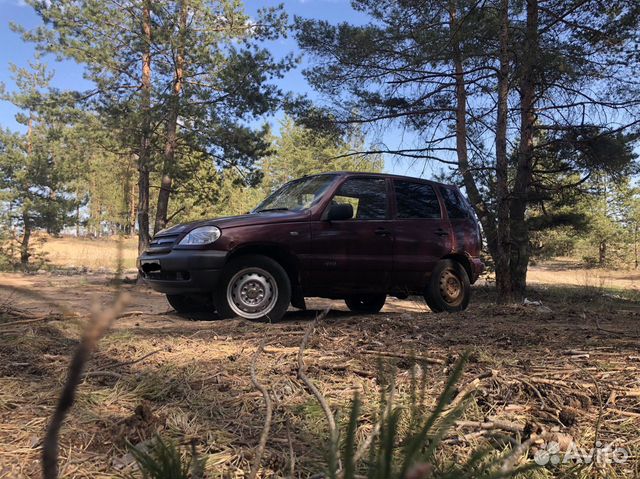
[
  {"left": 446, "top": 370, "right": 497, "bottom": 412},
  {"left": 286, "top": 417, "right": 295, "bottom": 479},
  {"left": 500, "top": 435, "right": 536, "bottom": 473},
  {"left": 0, "top": 313, "right": 65, "bottom": 328},
  {"left": 41, "top": 292, "right": 129, "bottom": 479},
  {"left": 297, "top": 308, "right": 337, "bottom": 444},
  {"left": 248, "top": 340, "right": 273, "bottom": 479},
  {"left": 0, "top": 285, "right": 75, "bottom": 318},
  {"left": 606, "top": 407, "right": 640, "bottom": 418},
  {"left": 81, "top": 371, "right": 123, "bottom": 380},
  {"left": 360, "top": 349, "right": 446, "bottom": 365},
  {"left": 455, "top": 419, "right": 524, "bottom": 434},
  {"left": 102, "top": 349, "right": 162, "bottom": 369},
  {"left": 594, "top": 317, "right": 640, "bottom": 338},
  {"left": 116, "top": 310, "right": 147, "bottom": 319}
]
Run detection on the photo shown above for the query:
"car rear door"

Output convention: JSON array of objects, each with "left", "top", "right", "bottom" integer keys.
[
  {"left": 439, "top": 186, "right": 481, "bottom": 256},
  {"left": 391, "top": 179, "right": 453, "bottom": 291},
  {"left": 308, "top": 176, "right": 393, "bottom": 293}
]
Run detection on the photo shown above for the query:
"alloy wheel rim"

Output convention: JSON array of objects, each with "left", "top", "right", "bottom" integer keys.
[{"left": 227, "top": 268, "right": 278, "bottom": 319}]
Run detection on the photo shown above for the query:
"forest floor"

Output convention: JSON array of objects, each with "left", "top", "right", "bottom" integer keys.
[{"left": 0, "top": 265, "right": 639, "bottom": 478}]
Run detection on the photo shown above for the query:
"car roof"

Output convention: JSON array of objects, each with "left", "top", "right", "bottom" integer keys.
[{"left": 307, "top": 171, "right": 456, "bottom": 189}]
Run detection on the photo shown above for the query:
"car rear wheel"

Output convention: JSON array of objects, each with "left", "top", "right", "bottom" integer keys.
[
  {"left": 345, "top": 294, "right": 386, "bottom": 314},
  {"left": 424, "top": 259, "right": 471, "bottom": 313},
  {"left": 215, "top": 255, "right": 291, "bottom": 322}
]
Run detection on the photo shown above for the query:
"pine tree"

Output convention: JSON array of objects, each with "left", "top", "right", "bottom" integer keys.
[
  {"left": 0, "top": 63, "right": 78, "bottom": 267},
  {"left": 17, "top": 0, "right": 294, "bottom": 252},
  {"left": 261, "top": 116, "right": 383, "bottom": 193},
  {"left": 294, "top": 0, "right": 640, "bottom": 300}
]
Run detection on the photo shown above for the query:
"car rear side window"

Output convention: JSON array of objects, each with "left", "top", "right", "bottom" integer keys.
[
  {"left": 441, "top": 187, "right": 471, "bottom": 219},
  {"left": 333, "top": 177, "right": 388, "bottom": 220},
  {"left": 394, "top": 181, "right": 441, "bottom": 219}
]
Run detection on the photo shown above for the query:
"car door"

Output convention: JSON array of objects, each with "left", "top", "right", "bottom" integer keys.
[
  {"left": 391, "top": 179, "right": 453, "bottom": 291},
  {"left": 308, "top": 176, "right": 393, "bottom": 293},
  {"left": 440, "top": 186, "right": 481, "bottom": 255}
]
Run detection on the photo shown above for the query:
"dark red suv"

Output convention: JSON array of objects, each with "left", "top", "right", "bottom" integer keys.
[{"left": 138, "top": 172, "right": 484, "bottom": 321}]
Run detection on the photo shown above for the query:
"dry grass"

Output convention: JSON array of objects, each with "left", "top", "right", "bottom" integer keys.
[
  {"left": 1, "top": 272, "right": 640, "bottom": 478},
  {"left": 527, "top": 258, "right": 640, "bottom": 292},
  {"left": 35, "top": 235, "right": 139, "bottom": 271}
]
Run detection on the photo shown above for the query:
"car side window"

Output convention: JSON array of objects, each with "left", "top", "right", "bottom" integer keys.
[
  {"left": 441, "top": 188, "right": 471, "bottom": 219},
  {"left": 332, "top": 177, "right": 388, "bottom": 220},
  {"left": 394, "top": 181, "right": 441, "bottom": 219}
]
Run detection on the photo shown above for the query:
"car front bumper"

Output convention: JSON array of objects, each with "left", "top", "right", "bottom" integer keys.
[{"left": 138, "top": 249, "right": 227, "bottom": 295}]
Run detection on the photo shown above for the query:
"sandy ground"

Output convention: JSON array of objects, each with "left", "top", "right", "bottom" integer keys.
[{"left": 0, "top": 269, "right": 639, "bottom": 478}]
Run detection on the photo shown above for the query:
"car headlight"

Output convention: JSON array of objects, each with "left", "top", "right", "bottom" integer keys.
[{"left": 178, "top": 226, "right": 221, "bottom": 245}]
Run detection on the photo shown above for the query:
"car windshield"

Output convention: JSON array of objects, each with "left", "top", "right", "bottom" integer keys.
[{"left": 252, "top": 174, "right": 337, "bottom": 213}]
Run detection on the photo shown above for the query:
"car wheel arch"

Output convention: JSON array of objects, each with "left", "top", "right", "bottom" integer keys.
[
  {"left": 441, "top": 253, "right": 473, "bottom": 283},
  {"left": 225, "top": 244, "right": 305, "bottom": 308}
]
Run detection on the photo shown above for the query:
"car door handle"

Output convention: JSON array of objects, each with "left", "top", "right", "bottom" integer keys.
[
  {"left": 375, "top": 228, "right": 391, "bottom": 236},
  {"left": 434, "top": 228, "right": 449, "bottom": 236}
]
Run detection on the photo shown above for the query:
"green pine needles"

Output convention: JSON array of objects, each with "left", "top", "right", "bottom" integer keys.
[{"left": 130, "top": 355, "right": 538, "bottom": 479}]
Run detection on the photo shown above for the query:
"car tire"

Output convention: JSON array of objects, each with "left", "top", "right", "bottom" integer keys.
[
  {"left": 345, "top": 294, "right": 386, "bottom": 314},
  {"left": 166, "top": 294, "right": 214, "bottom": 314},
  {"left": 215, "top": 255, "right": 291, "bottom": 322},
  {"left": 424, "top": 259, "right": 471, "bottom": 313}
]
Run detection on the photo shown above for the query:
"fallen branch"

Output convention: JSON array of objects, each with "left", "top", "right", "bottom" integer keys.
[
  {"left": 446, "top": 370, "right": 498, "bottom": 411},
  {"left": 248, "top": 341, "right": 273, "bottom": 479},
  {"left": 455, "top": 419, "right": 524, "bottom": 435},
  {"left": 286, "top": 417, "right": 295, "bottom": 479},
  {"left": 81, "top": 371, "right": 123, "bottom": 380},
  {"left": 0, "top": 285, "right": 75, "bottom": 318},
  {"left": 116, "top": 311, "right": 147, "bottom": 319},
  {"left": 500, "top": 435, "right": 536, "bottom": 473},
  {"left": 606, "top": 407, "right": 640, "bottom": 418},
  {"left": 311, "top": 360, "right": 376, "bottom": 378},
  {"left": 594, "top": 317, "right": 640, "bottom": 338},
  {"left": 360, "top": 349, "right": 446, "bottom": 365},
  {"left": 103, "top": 349, "right": 162, "bottom": 369},
  {"left": 0, "top": 313, "right": 64, "bottom": 328}
]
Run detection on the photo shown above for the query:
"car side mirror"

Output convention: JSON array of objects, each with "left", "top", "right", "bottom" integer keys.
[{"left": 326, "top": 203, "right": 353, "bottom": 221}]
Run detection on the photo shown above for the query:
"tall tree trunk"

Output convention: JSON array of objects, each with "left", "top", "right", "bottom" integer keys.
[
  {"left": 20, "top": 212, "right": 32, "bottom": 267},
  {"left": 509, "top": 0, "right": 539, "bottom": 300},
  {"left": 154, "top": 0, "right": 187, "bottom": 234},
  {"left": 130, "top": 178, "right": 137, "bottom": 236},
  {"left": 448, "top": 1, "right": 500, "bottom": 266},
  {"left": 494, "top": 0, "right": 512, "bottom": 302},
  {"left": 76, "top": 201, "right": 81, "bottom": 237},
  {"left": 599, "top": 241, "right": 606, "bottom": 266},
  {"left": 21, "top": 115, "right": 34, "bottom": 267},
  {"left": 137, "top": 0, "right": 152, "bottom": 254},
  {"left": 634, "top": 223, "right": 638, "bottom": 269}
]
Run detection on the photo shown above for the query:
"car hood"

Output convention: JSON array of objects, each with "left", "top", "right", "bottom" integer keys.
[{"left": 157, "top": 210, "right": 309, "bottom": 235}]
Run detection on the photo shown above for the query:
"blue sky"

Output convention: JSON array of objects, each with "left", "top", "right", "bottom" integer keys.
[{"left": 0, "top": 0, "right": 437, "bottom": 178}]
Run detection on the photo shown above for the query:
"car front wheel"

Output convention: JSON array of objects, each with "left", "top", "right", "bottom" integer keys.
[
  {"left": 424, "top": 259, "right": 471, "bottom": 313},
  {"left": 215, "top": 255, "right": 291, "bottom": 322},
  {"left": 345, "top": 294, "right": 386, "bottom": 314}
]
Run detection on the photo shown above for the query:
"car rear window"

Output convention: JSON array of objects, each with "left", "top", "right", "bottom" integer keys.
[
  {"left": 441, "top": 187, "right": 472, "bottom": 219},
  {"left": 393, "top": 181, "right": 441, "bottom": 219}
]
